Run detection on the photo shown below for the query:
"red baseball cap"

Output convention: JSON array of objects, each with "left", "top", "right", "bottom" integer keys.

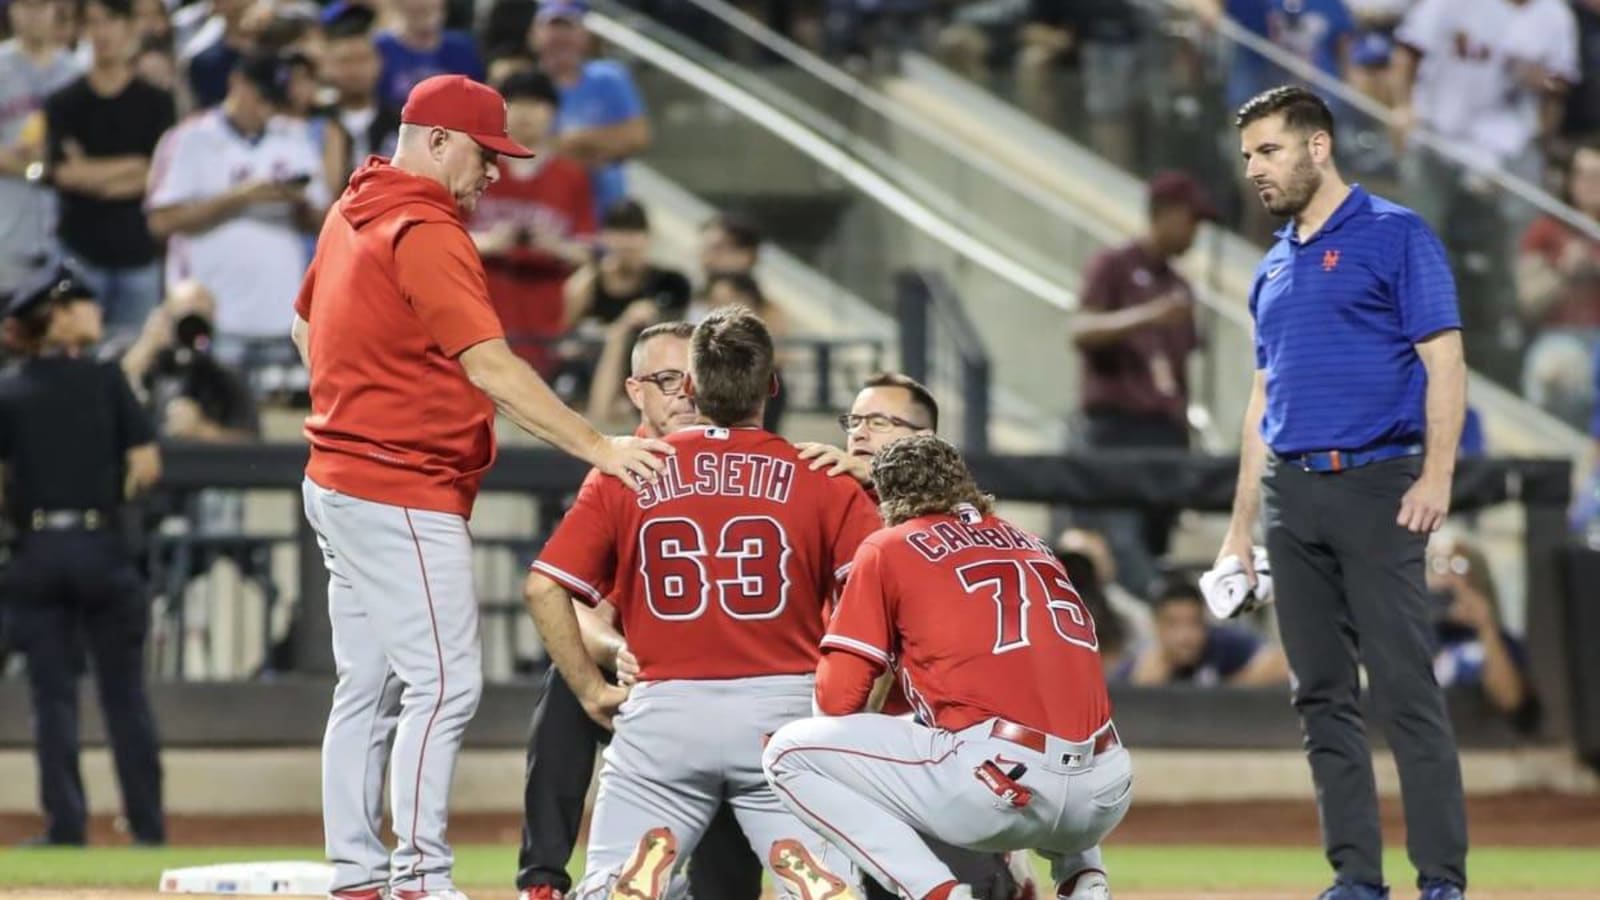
[
  {"left": 1148, "top": 170, "right": 1220, "bottom": 221},
  {"left": 401, "top": 74, "right": 536, "bottom": 158}
]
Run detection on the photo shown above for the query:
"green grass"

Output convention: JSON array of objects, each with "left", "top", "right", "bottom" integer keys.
[{"left": 0, "top": 845, "right": 1595, "bottom": 891}]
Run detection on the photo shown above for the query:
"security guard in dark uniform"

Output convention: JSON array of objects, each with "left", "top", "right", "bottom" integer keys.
[{"left": 0, "top": 264, "right": 165, "bottom": 846}]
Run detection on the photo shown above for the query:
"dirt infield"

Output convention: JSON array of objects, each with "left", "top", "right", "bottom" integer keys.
[{"left": 4, "top": 791, "right": 1595, "bottom": 848}]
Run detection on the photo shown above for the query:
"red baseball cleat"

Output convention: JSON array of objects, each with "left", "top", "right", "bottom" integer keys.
[{"left": 518, "top": 886, "right": 565, "bottom": 900}]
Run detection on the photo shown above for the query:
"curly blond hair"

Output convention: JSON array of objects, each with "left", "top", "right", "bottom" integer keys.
[{"left": 871, "top": 434, "right": 993, "bottom": 527}]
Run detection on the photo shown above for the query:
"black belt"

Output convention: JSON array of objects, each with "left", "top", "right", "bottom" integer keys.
[{"left": 26, "top": 509, "right": 111, "bottom": 532}]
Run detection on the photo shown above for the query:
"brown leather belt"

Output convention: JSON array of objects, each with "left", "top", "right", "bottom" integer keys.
[{"left": 990, "top": 719, "right": 1120, "bottom": 757}]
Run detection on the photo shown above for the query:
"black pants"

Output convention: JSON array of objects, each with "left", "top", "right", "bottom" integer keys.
[
  {"left": 1072, "top": 410, "right": 1190, "bottom": 594},
  {"left": 1262, "top": 455, "right": 1468, "bottom": 890},
  {"left": 516, "top": 667, "right": 763, "bottom": 896},
  {"left": 5, "top": 530, "right": 164, "bottom": 845}
]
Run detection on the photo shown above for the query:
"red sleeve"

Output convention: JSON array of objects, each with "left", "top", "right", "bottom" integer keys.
[
  {"left": 293, "top": 254, "right": 316, "bottom": 319},
  {"left": 1078, "top": 249, "right": 1121, "bottom": 312},
  {"left": 821, "top": 540, "right": 895, "bottom": 667},
  {"left": 530, "top": 472, "right": 618, "bottom": 607},
  {"left": 570, "top": 163, "right": 597, "bottom": 237},
  {"left": 828, "top": 481, "right": 883, "bottom": 590},
  {"left": 816, "top": 651, "right": 882, "bottom": 716},
  {"left": 395, "top": 222, "right": 505, "bottom": 357},
  {"left": 1519, "top": 216, "right": 1563, "bottom": 259}
]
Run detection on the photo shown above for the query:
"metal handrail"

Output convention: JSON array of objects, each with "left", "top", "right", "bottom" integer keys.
[
  {"left": 896, "top": 269, "right": 991, "bottom": 451},
  {"left": 1150, "top": 0, "right": 1600, "bottom": 241},
  {"left": 583, "top": 8, "right": 1080, "bottom": 310},
  {"left": 612, "top": 0, "right": 1126, "bottom": 250}
]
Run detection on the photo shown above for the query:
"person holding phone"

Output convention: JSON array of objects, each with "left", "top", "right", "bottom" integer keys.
[
  {"left": 145, "top": 51, "right": 328, "bottom": 355},
  {"left": 1424, "top": 536, "right": 1535, "bottom": 724}
]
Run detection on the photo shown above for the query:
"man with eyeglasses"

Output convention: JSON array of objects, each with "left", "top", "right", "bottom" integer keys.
[
  {"left": 800, "top": 373, "right": 1050, "bottom": 900},
  {"left": 526, "top": 307, "right": 879, "bottom": 900},
  {"left": 517, "top": 321, "right": 768, "bottom": 900},
  {"left": 796, "top": 372, "right": 938, "bottom": 487}
]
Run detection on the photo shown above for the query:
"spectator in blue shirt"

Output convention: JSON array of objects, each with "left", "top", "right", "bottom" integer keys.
[
  {"left": 1267, "top": 0, "right": 1354, "bottom": 83},
  {"left": 374, "top": 0, "right": 484, "bottom": 109},
  {"left": 1424, "top": 536, "right": 1533, "bottom": 724},
  {"left": 1219, "top": 86, "right": 1469, "bottom": 900},
  {"left": 532, "top": 0, "right": 651, "bottom": 220},
  {"left": 1115, "top": 578, "right": 1288, "bottom": 686},
  {"left": 181, "top": 0, "right": 256, "bottom": 109}
]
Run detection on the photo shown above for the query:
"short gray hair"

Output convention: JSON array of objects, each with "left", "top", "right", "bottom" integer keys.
[{"left": 630, "top": 321, "right": 694, "bottom": 374}]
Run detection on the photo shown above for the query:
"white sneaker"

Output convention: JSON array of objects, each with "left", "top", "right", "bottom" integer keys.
[
  {"left": 392, "top": 890, "right": 470, "bottom": 900},
  {"left": 1057, "top": 869, "right": 1110, "bottom": 900},
  {"left": 948, "top": 887, "right": 976, "bottom": 900}
]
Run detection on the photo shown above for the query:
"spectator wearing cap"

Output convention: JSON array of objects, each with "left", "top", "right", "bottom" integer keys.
[
  {"left": 145, "top": 52, "right": 329, "bottom": 352},
  {"left": 0, "top": 263, "right": 165, "bottom": 848},
  {"left": 1, "top": 0, "right": 82, "bottom": 295},
  {"left": 179, "top": 0, "right": 258, "bottom": 109},
  {"left": 532, "top": 0, "right": 651, "bottom": 220},
  {"left": 320, "top": 2, "right": 400, "bottom": 167},
  {"left": 470, "top": 69, "right": 596, "bottom": 375},
  {"left": 374, "top": 0, "right": 484, "bottom": 109},
  {"left": 1067, "top": 170, "right": 1215, "bottom": 594},
  {"left": 43, "top": 0, "right": 175, "bottom": 339}
]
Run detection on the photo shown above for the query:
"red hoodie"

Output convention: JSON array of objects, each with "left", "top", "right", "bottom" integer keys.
[{"left": 294, "top": 158, "right": 505, "bottom": 516}]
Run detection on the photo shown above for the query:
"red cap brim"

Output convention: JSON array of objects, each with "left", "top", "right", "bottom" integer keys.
[{"left": 472, "top": 132, "right": 536, "bottom": 158}]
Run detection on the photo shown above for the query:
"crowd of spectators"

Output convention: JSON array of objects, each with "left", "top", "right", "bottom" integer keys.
[
  {"left": 1, "top": 0, "right": 1544, "bottom": 706},
  {"left": 0, "top": 0, "right": 791, "bottom": 425}
]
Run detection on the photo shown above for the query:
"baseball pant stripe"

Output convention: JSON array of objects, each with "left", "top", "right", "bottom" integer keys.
[{"left": 403, "top": 508, "right": 447, "bottom": 891}]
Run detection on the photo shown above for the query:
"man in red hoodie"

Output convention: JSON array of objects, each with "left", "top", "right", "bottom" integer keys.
[{"left": 290, "top": 74, "right": 669, "bottom": 900}]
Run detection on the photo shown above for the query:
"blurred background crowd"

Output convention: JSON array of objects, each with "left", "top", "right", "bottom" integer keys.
[{"left": 4, "top": 0, "right": 1588, "bottom": 725}]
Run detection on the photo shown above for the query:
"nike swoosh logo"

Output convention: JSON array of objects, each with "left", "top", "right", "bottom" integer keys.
[{"left": 1267, "top": 265, "right": 1286, "bottom": 279}]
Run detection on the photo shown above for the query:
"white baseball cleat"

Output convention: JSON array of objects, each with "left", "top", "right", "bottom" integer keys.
[
  {"left": 610, "top": 827, "right": 678, "bottom": 900},
  {"left": 391, "top": 890, "right": 470, "bottom": 900},
  {"left": 768, "top": 838, "right": 859, "bottom": 900},
  {"left": 1056, "top": 868, "right": 1111, "bottom": 900},
  {"left": 1005, "top": 852, "right": 1040, "bottom": 900}
]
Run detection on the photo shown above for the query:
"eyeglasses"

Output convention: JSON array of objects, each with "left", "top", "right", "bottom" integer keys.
[
  {"left": 1428, "top": 555, "right": 1469, "bottom": 577},
  {"left": 634, "top": 368, "right": 686, "bottom": 396},
  {"left": 838, "top": 413, "right": 927, "bottom": 434}
]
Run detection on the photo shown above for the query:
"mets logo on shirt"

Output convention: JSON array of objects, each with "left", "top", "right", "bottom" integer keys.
[{"left": 1321, "top": 250, "right": 1341, "bottom": 272}]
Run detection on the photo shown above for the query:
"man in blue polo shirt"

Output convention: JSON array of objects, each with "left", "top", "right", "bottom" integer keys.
[{"left": 1218, "top": 86, "right": 1469, "bottom": 900}]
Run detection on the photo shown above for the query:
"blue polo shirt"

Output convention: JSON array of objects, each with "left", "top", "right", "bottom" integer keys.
[{"left": 1249, "top": 185, "right": 1460, "bottom": 455}]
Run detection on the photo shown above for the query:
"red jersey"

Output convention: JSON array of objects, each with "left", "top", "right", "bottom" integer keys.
[
  {"left": 824, "top": 507, "right": 1111, "bottom": 742},
  {"left": 471, "top": 154, "right": 595, "bottom": 374},
  {"left": 533, "top": 426, "right": 882, "bottom": 681}
]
